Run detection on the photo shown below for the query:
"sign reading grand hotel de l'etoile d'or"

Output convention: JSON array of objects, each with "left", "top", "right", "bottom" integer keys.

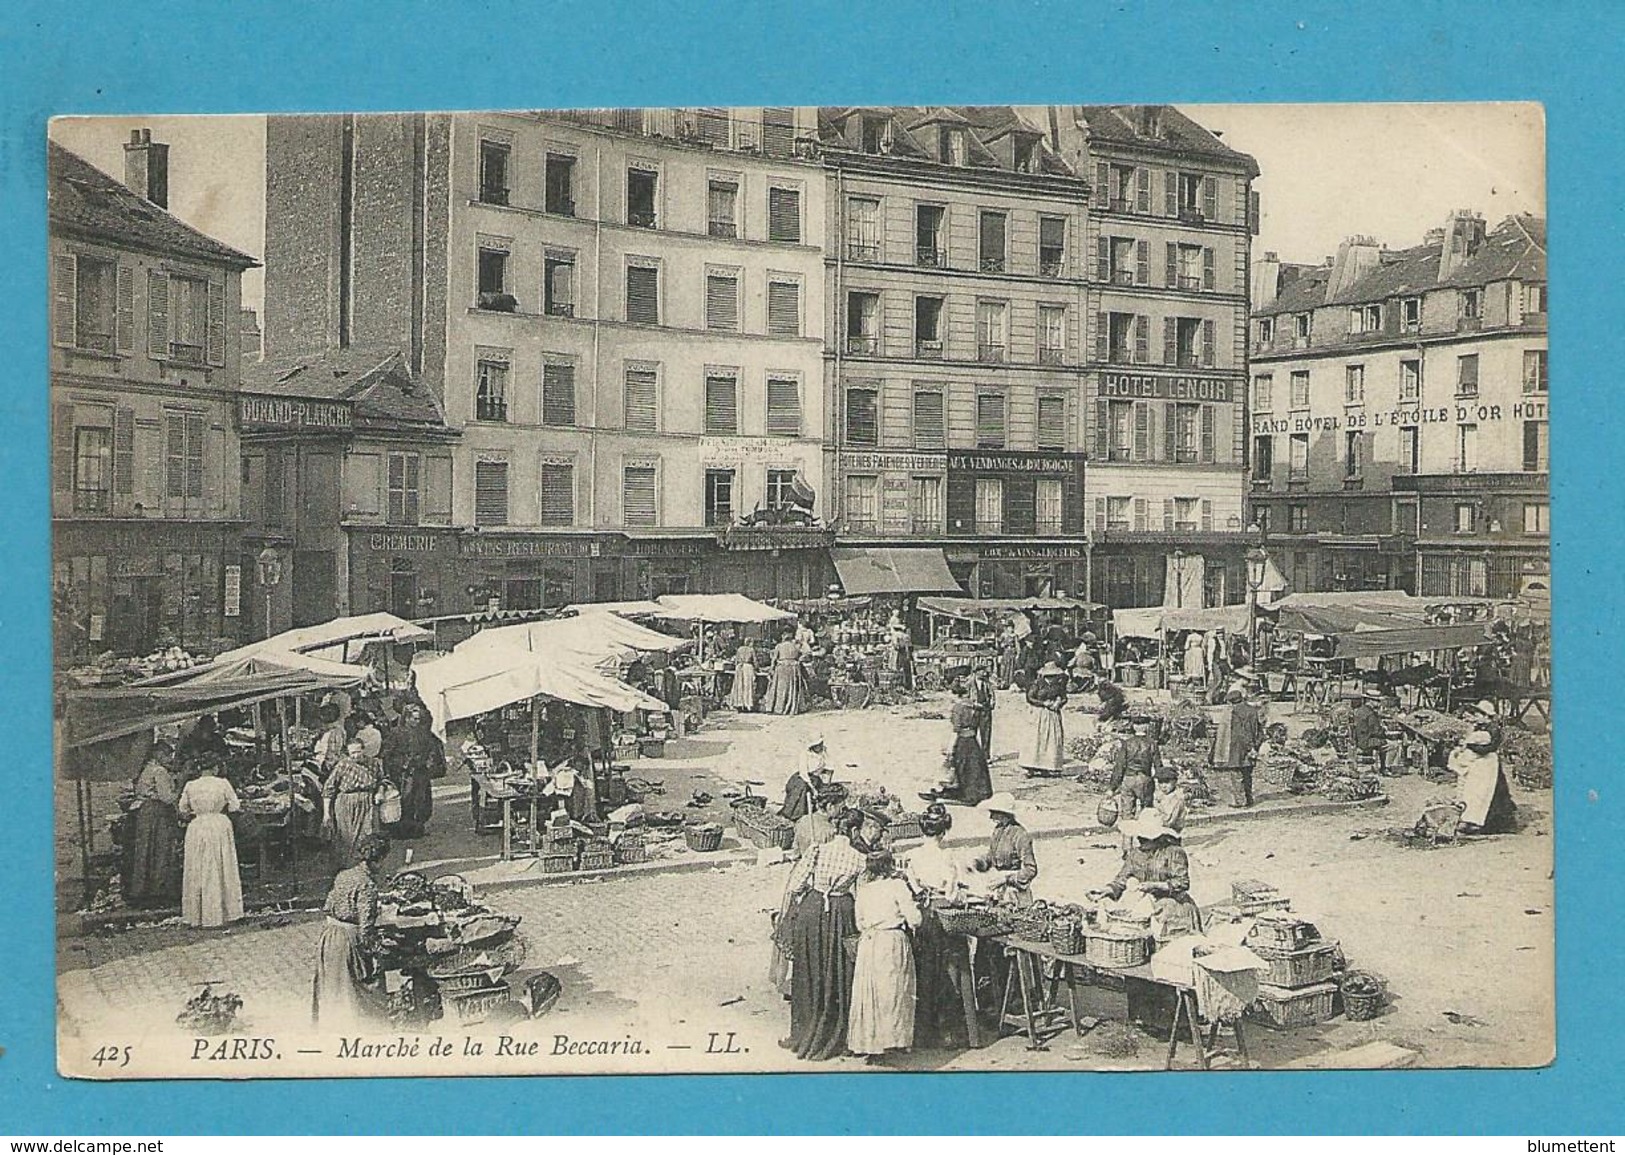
[{"left": 1253, "top": 396, "right": 1549, "bottom": 436}]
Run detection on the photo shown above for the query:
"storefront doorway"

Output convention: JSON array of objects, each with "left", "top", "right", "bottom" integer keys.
[{"left": 388, "top": 559, "right": 419, "bottom": 620}]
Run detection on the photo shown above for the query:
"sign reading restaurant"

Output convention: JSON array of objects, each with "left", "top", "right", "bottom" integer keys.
[
  {"left": 946, "top": 451, "right": 1079, "bottom": 475},
  {"left": 461, "top": 535, "right": 602, "bottom": 559},
  {"left": 239, "top": 394, "right": 354, "bottom": 431},
  {"left": 1101, "top": 371, "right": 1236, "bottom": 403}
]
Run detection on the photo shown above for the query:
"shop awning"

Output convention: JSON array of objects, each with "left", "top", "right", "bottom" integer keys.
[
  {"left": 413, "top": 646, "right": 670, "bottom": 737},
  {"left": 652, "top": 594, "right": 795, "bottom": 624},
  {"left": 211, "top": 613, "right": 432, "bottom": 664},
  {"left": 1330, "top": 622, "right": 1495, "bottom": 660},
  {"left": 831, "top": 548, "right": 963, "bottom": 597},
  {"left": 459, "top": 614, "right": 692, "bottom": 665},
  {"left": 563, "top": 600, "right": 667, "bottom": 618},
  {"left": 1112, "top": 604, "right": 1251, "bottom": 639}
]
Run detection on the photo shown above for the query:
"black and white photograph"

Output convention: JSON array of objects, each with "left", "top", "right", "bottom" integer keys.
[{"left": 49, "top": 102, "right": 1551, "bottom": 1078}]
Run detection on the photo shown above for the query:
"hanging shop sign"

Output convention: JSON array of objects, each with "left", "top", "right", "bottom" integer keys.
[
  {"left": 1101, "top": 371, "right": 1236, "bottom": 403},
  {"left": 981, "top": 545, "right": 1085, "bottom": 561},
  {"left": 1254, "top": 397, "right": 1549, "bottom": 436}
]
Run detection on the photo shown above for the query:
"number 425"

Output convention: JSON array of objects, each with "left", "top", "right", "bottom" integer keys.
[{"left": 91, "top": 1045, "right": 131, "bottom": 1068}]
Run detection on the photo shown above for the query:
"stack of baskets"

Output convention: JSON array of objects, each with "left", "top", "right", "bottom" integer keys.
[
  {"left": 540, "top": 812, "right": 578, "bottom": 873},
  {"left": 1047, "top": 905, "right": 1087, "bottom": 956},
  {"left": 684, "top": 822, "right": 724, "bottom": 853},
  {"left": 612, "top": 827, "right": 648, "bottom": 865},
  {"left": 1244, "top": 912, "right": 1343, "bottom": 1029},
  {"left": 578, "top": 838, "right": 615, "bottom": 872},
  {"left": 1081, "top": 906, "right": 1153, "bottom": 969},
  {"left": 428, "top": 912, "right": 523, "bottom": 1025},
  {"left": 734, "top": 804, "right": 795, "bottom": 850}
]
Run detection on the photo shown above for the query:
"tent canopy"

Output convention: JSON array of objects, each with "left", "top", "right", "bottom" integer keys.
[
  {"left": 413, "top": 645, "right": 669, "bottom": 736},
  {"left": 652, "top": 594, "right": 795, "bottom": 624},
  {"left": 459, "top": 614, "right": 691, "bottom": 665},
  {"left": 563, "top": 600, "right": 667, "bottom": 618},
  {"left": 917, "top": 596, "right": 1105, "bottom": 624},
  {"left": 1329, "top": 622, "right": 1494, "bottom": 660},
  {"left": 1113, "top": 604, "right": 1251, "bottom": 639},
  {"left": 831, "top": 547, "right": 963, "bottom": 597},
  {"left": 212, "top": 613, "right": 431, "bottom": 664}
]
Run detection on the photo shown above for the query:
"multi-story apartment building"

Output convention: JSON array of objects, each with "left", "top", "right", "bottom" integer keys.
[
  {"left": 1248, "top": 211, "right": 1548, "bottom": 598},
  {"left": 1051, "top": 105, "right": 1260, "bottom": 609},
  {"left": 50, "top": 134, "right": 258, "bottom": 662},
  {"left": 818, "top": 106, "right": 1092, "bottom": 599},
  {"left": 262, "top": 109, "right": 830, "bottom": 614}
]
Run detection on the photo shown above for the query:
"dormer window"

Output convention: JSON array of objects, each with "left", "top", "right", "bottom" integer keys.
[
  {"left": 861, "top": 115, "right": 892, "bottom": 154},
  {"left": 1013, "top": 133, "right": 1039, "bottom": 173},
  {"left": 940, "top": 127, "right": 967, "bottom": 166},
  {"left": 1401, "top": 296, "right": 1422, "bottom": 331}
]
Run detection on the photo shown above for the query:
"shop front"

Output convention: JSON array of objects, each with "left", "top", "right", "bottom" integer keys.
[
  {"left": 710, "top": 526, "right": 836, "bottom": 600},
  {"left": 345, "top": 526, "right": 468, "bottom": 620},
  {"left": 1086, "top": 532, "right": 1252, "bottom": 610},
  {"left": 616, "top": 535, "right": 718, "bottom": 600},
  {"left": 456, "top": 533, "right": 618, "bottom": 613},
  {"left": 942, "top": 449, "right": 1086, "bottom": 597},
  {"left": 947, "top": 543, "right": 1087, "bottom": 600},
  {"left": 53, "top": 519, "right": 246, "bottom": 663}
]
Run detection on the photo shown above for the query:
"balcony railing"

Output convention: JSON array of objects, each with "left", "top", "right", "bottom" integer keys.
[
  {"left": 1178, "top": 207, "right": 1206, "bottom": 223},
  {"left": 1174, "top": 352, "right": 1200, "bottom": 369},
  {"left": 544, "top": 301, "right": 575, "bottom": 318},
  {"left": 708, "top": 220, "right": 738, "bottom": 238},
  {"left": 1109, "top": 197, "right": 1131, "bottom": 213},
  {"left": 916, "top": 339, "right": 943, "bottom": 360},
  {"left": 980, "top": 256, "right": 1007, "bottom": 273},
  {"left": 1459, "top": 315, "right": 1482, "bottom": 332},
  {"left": 1178, "top": 275, "right": 1204, "bottom": 291},
  {"left": 169, "top": 342, "right": 205, "bottom": 365},
  {"left": 847, "top": 335, "right": 879, "bottom": 355},
  {"left": 1040, "top": 253, "right": 1064, "bottom": 278},
  {"left": 75, "top": 487, "right": 110, "bottom": 515},
  {"left": 916, "top": 246, "right": 944, "bottom": 267},
  {"left": 628, "top": 209, "right": 658, "bottom": 229},
  {"left": 848, "top": 242, "right": 880, "bottom": 261},
  {"left": 978, "top": 344, "right": 1006, "bottom": 363},
  {"left": 1038, "top": 347, "right": 1064, "bottom": 365},
  {"left": 479, "top": 186, "right": 510, "bottom": 207}
]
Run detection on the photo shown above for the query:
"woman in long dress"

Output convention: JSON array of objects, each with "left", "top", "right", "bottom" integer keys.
[
  {"left": 770, "top": 785, "right": 846, "bottom": 997},
  {"left": 902, "top": 803, "right": 970, "bottom": 1050},
  {"left": 848, "top": 849, "right": 922, "bottom": 1061},
  {"left": 125, "top": 742, "right": 182, "bottom": 907},
  {"left": 322, "top": 740, "right": 382, "bottom": 868},
  {"left": 765, "top": 634, "right": 806, "bottom": 716},
  {"left": 1183, "top": 631, "right": 1208, "bottom": 682},
  {"left": 931, "top": 677, "right": 992, "bottom": 804},
  {"left": 1450, "top": 729, "right": 1518, "bottom": 834},
  {"left": 177, "top": 756, "right": 244, "bottom": 928},
  {"left": 779, "top": 810, "right": 867, "bottom": 1060},
  {"left": 1020, "top": 662, "right": 1067, "bottom": 776},
  {"left": 381, "top": 701, "right": 442, "bottom": 839},
  {"left": 728, "top": 641, "right": 760, "bottom": 712},
  {"left": 312, "top": 833, "right": 390, "bottom": 1028}
]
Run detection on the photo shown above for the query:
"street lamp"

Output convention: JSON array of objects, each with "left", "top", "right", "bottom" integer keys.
[
  {"left": 1171, "top": 548, "right": 1185, "bottom": 609},
  {"left": 256, "top": 547, "right": 282, "bottom": 641},
  {"left": 1245, "top": 546, "right": 1268, "bottom": 664}
]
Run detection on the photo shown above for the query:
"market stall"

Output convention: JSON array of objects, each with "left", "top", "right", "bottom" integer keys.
[
  {"left": 649, "top": 594, "right": 796, "bottom": 717},
  {"left": 1112, "top": 604, "right": 1250, "bottom": 693}
]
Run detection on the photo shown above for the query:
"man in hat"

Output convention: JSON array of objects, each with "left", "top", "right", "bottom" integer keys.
[
  {"left": 781, "top": 735, "right": 832, "bottom": 822},
  {"left": 1209, "top": 685, "right": 1263, "bottom": 808},
  {"left": 1110, "top": 714, "right": 1162, "bottom": 821},
  {"left": 1349, "top": 687, "right": 1389, "bottom": 769},
  {"left": 971, "top": 793, "right": 1037, "bottom": 906}
]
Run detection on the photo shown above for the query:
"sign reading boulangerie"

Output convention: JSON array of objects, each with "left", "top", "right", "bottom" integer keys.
[{"left": 49, "top": 102, "right": 1551, "bottom": 1083}]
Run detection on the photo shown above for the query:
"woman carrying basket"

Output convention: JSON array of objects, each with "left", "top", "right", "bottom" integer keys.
[{"left": 778, "top": 809, "right": 869, "bottom": 1060}]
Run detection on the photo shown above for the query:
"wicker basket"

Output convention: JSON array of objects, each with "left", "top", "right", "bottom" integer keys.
[
  {"left": 1048, "top": 917, "right": 1085, "bottom": 956},
  {"left": 428, "top": 964, "right": 506, "bottom": 995},
  {"left": 1341, "top": 972, "right": 1385, "bottom": 1021},
  {"left": 735, "top": 807, "right": 795, "bottom": 850},
  {"left": 579, "top": 848, "right": 615, "bottom": 872},
  {"left": 426, "top": 934, "right": 527, "bottom": 975},
  {"left": 1009, "top": 908, "right": 1053, "bottom": 943},
  {"left": 1246, "top": 914, "right": 1321, "bottom": 953},
  {"left": 684, "top": 823, "right": 724, "bottom": 852},
  {"left": 1248, "top": 980, "right": 1337, "bottom": 1029},
  {"left": 730, "top": 795, "right": 769, "bottom": 811},
  {"left": 541, "top": 848, "right": 577, "bottom": 874},
  {"left": 445, "top": 980, "right": 512, "bottom": 1025},
  {"left": 1083, "top": 931, "right": 1151, "bottom": 969},
  {"left": 614, "top": 841, "right": 649, "bottom": 865},
  {"left": 1252, "top": 941, "right": 1341, "bottom": 989},
  {"left": 934, "top": 903, "right": 1006, "bottom": 937}
]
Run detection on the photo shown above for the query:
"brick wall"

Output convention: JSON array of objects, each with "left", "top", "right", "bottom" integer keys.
[{"left": 263, "top": 115, "right": 344, "bottom": 356}]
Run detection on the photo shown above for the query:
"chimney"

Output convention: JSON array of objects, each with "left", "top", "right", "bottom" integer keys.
[
  {"left": 1329, "top": 234, "right": 1382, "bottom": 298},
  {"left": 123, "top": 128, "right": 169, "bottom": 209},
  {"left": 1438, "top": 209, "right": 1487, "bottom": 280},
  {"left": 1252, "top": 250, "right": 1283, "bottom": 308}
]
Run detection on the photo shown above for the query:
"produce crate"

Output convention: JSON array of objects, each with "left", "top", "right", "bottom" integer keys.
[
  {"left": 429, "top": 965, "right": 507, "bottom": 996},
  {"left": 578, "top": 847, "right": 615, "bottom": 872},
  {"left": 613, "top": 841, "right": 649, "bottom": 865},
  {"left": 446, "top": 980, "right": 512, "bottom": 1026},
  {"left": 1245, "top": 913, "right": 1322, "bottom": 953},
  {"left": 1251, "top": 941, "right": 1341, "bottom": 989},
  {"left": 638, "top": 739, "right": 666, "bottom": 758},
  {"left": 540, "top": 847, "right": 577, "bottom": 874},
  {"left": 885, "top": 814, "right": 924, "bottom": 843},
  {"left": 1248, "top": 981, "right": 1338, "bottom": 1029}
]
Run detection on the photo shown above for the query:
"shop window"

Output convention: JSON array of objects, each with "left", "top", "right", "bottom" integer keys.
[
  {"left": 545, "top": 153, "right": 575, "bottom": 215},
  {"left": 388, "top": 559, "right": 419, "bottom": 620},
  {"left": 705, "top": 469, "right": 736, "bottom": 527},
  {"left": 387, "top": 452, "right": 420, "bottom": 526}
]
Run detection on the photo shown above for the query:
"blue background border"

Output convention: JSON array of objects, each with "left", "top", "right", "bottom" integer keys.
[{"left": 2, "top": 0, "right": 1618, "bottom": 1134}]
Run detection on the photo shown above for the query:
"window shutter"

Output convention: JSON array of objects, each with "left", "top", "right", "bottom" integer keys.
[
  {"left": 1095, "top": 235, "right": 1110, "bottom": 282},
  {"left": 206, "top": 279, "right": 226, "bottom": 365},
  {"left": 1201, "top": 499, "right": 1214, "bottom": 532},
  {"left": 115, "top": 265, "right": 134, "bottom": 351},
  {"left": 165, "top": 413, "right": 185, "bottom": 499},
  {"left": 1133, "top": 497, "right": 1147, "bottom": 532},
  {"left": 185, "top": 414, "right": 204, "bottom": 498},
  {"left": 1133, "top": 315, "right": 1149, "bottom": 363},
  {"left": 1135, "top": 240, "right": 1149, "bottom": 286},
  {"left": 706, "top": 274, "right": 738, "bottom": 331},
  {"left": 1162, "top": 317, "right": 1177, "bottom": 366},
  {"left": 148, "top": 271, "right": 169, "bottom": 357},
  {"left": 705, "top": 375, "right": 739, "bottom": 435},
  {"left": 623, "top": 466, "right": 657, "bottom": 527},
  {"left": 1094, "top": 161, "right": 1109, "bottom": 208},
  {"left": 1135, "top": 167, "right": 1150, "bottom": 213},
  {"left": 913, "top": 391, "right": 944, "bottom": 449},
  {"left": 767, "top": 281, "right": 800, "bottom": 336},
  {"left": 1133, "top": 402, "right": 1149, "bottom": 461},
  {"left": 52, "top": 402, "right": 74, "bottom": 496},
  {"left": 1163, "top": 498, "right": 1175, "bottom": 531},
  {"left": 624, "top": 368, "right": 658, "bottom": 432},
  {"left": 113, "top": 407, "right": 135, "bottom": 496},
  {"left": 846, "top": 389, "right": 878, "bottom": 446},
  {"left": 474, "top": 461, "right": 509, "bottom": 526},
  {"left": 543, "top": 362, "right": 577, "bottom": 426},
  {"left": 539, "top": 463, "right": 574, "bottom": 526},
  {"left": 1093, "top": 397, "right": 1109, "bottom": 460},
  {"left": 766, "top": 377, "right": 802, "bottom": 436},
  {"left": 1201, "top": 319, "right": 1216, "bottom": 367},
  {"left": 1202, "top": 248, "right": 1216, "bottom": 292},
  {"left": 1037, "top": 396, "right": 1066, "bottom": 451},
  {"left": 52, "top": 253, "right": 76, "bottom": 347},
  {"left": 626, "top": 265, "right": 659, "bottom": 324},
  {"left": 1094, "top": 311, "right": 1109, "bottom": 362},
  {"left": 1094, "top": 497, "right": 1106, "bottom": 530},
  {"left": 977, "top": 393, "right": 1006, "bottom": 448},
  {"left": 1165, "top": 170, "right": 1179, "bottom": 216},
  {"left": 768, "top": 187, "right": 801, "bottom": 243},
  {"left": 1165, "top": 242, "right": 1179, "bottom": 288},
  {"left": 1202, "top": 176, "right": 1218, "bottom": 221},
  {"left": 1201, "top": 404, "right": 1216, "bottom": 463},
  {"left": 1163, "top": 402, "right": 1177, "bottom": 461}
]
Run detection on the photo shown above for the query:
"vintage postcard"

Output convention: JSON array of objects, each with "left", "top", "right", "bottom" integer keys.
[{"left": 51, "top": 102, "right": 1551, "bottom": 1078}]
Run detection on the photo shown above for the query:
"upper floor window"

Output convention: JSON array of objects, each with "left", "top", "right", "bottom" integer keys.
[
  {"left": 1457, "top": 354, "right": 1480, "bottom": 397},
  {"left": 627, "top": 167, "right": 658, "bottom": 228},
  {"left": 766, "top": 468, "right": 800, "bottom": 511},
  {"left": 976, "top": 392, "right": 1007, "bottom": 450},
  {"left": 1038, "top": 305, "right": 1066, "bottom": 364},
  {"left": 914, "top": 296, "right": 944, "bottom": 358},
  {"left": 704, "top": 372, "right": 739, "bottom": 436},
  {"left": 475, "top": 356, "right": 509, "bottom": 422},
  {"left": 544, "top": 251, "right": 575, "bottom": 317},
  {"left": 1460, "top": 288, "right": 1483, "bottom": 324},
  {"left": 74, "top": 424, "right": 112, "bottom": 514},
  {"left": 474, "top": 459, "right": 508, "bottom": 526},
  {"left": 166, "top": 274, "right": 210, "bottom": 363},
  {"left": 861, "top": 115, "right": 892, "bottom": 155},
  {"left": 707, "top": 178, "right": 739, "bottom": 238},
  {"left": 705, "top": 269, "right": 740, "bottom": 332},
  {"left": 845, "top": 387, "right": 879, "bottom": 447},
  {"left": 387, "top": 452, "right": 420, "bottom": 526},
  {"left": 979, "top": 211, "right": 1007, "bottom": 273},
  {"left": 765, "top": 376, "right": 802, "bottom": 437},
  {"left": 846, "top": 291, "right": 879, "bottom": 355},
  {"left": 625, "top": 262, "right": 660, "bottom": 325},
  {"left": 73, "top": 256, "right": 118, "bottom": 353},
  {"left": 544, "top": 153, "right": 575, "bottom": 216},
  {"left": 1294, "top": 312, "right": 1312, "bottom": 343},
  {"left": 1345, "top": 364, "right": 1365, "bottom": 404},
  {"left": 539, "top": 462, "right": 575, "bottom": 527},
  {"left": 916, "top": 204, "right": 945, "bottom": 267},
  {"left": 479, "top": 139, "right": 510, "bottom": 205},
  {"left": 1253, "top": 373, "right": 1273, "bottom": 411},
  {"left": 1349, "top": 303, "right": 1382, "bottom": 334},
  {"left": 542, "top": 360, "right": 577, "bottom": 427},
  {"left": 1401, "top": 296, "right": 1422, "bottom": 331},
  {"left": 847, "top": 197, "right": 881, "bottom": 261},
  {"left": 1176, "top": 172, "right": 1203, "bottom": 216},
  {"left": 1290, "top": 370, "right": 1310, "bottom": 410},
  {"left": 1012, "top": 134, "right": 1040, "bottom": 174},
  {"left": 767, "top": 186, "right": 801, "bottom": 244},
  {"left": 912, "top": 390, "right": 945, "bottom": 450},
  {"left": 1400, "top": 358, "right": 1422, "bottom": 401},
  {"left": 940, "top": 127, "right": 967, "bottom": 166},
  {"left": 976, "top": 300, "right": 1007, "bottom": 363},
  {"left": 1525, "top": 283, "right": 1547, "bottom": 315},
  {"left": 476, "top": 244, "right": 510, "bottom": 307},
  {"left": 1039, "top": 215, "right": 1066, "bottom": 278},
  {"left": 1523, "top": 349, "right": 1548, "bottom": 393},
  {"left": 767, "top": 279, "right": 801, "bottom": 337},
  {"left": 1256, "top": 317, "right": 1275, "bottom": 346}
]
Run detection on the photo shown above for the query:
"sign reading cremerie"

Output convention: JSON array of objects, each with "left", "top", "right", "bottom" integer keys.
[
  {"left": 1100, "top": 372, "right": 1236, "bottom": 403},
  {"left": 239, "top": 395, "right": 354, "bottom": 431}
]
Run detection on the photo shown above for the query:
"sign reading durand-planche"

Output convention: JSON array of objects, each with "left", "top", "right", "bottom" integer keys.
[{"left": 239, "top": 395, "right": 354, "bottom": 431}]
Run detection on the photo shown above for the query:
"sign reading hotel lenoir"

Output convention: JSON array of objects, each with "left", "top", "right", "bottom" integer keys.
[
  {"left": 1101, "top": 371, "right": 1237, "bottom": 403},
  {"left": 1253, "top": 396, "right": 1550, "bottom": 435}
]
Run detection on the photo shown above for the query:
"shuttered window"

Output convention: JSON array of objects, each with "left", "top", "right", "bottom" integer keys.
[
  {"left": 767, "top": 280, "right": 800, "bottom": 336},
  {"left": 112, "top": 406, "right": 135, "bottom": 497},
  {"left": 768, "top": 186, "right": 801, "bottom": 243},
  {"left": 626, "top": 264, "right": 660, "bottom": 324},
  {"left": 164, "top": 412, "right": 204, "bottom": 502},
  {"left": 706, "top": 273, "right": 739, "bottom": 331},
  {"left": 976, "top": 392, "right": 1006, "bottom": 449},
  {"left": 765, "top": 376, "right": 801, "bottom": 436},
  {"left": 623, "top": 465, "right": 657, "bottom": 527},
  {"left": 979, "top": 212, "right": 1006, "bottom": 272},
  {"left": 1037, "top": 395, "right": 1067, "bottom": 451},
  {"left": 542, "top": 361, "right": 577, "bottom": 426},
  {"left": 845, "top": 388, "right": 879, "bottom": 447},
  {"left": 474, "top": 460, "right": 509, "bottom": 526},
  {"left": 762, "top": 108, "right": 796, "bottom": 156},
  {"left": 71, "top": 257, "right": 117, "bottom": 353},
  {"left": 704, "top": 373, "right": 739, "bottom": 435},
  {"left": 387, "top": 452, "right": 421, "bottom": 526},
  {"left": 624, "top": 367, "right": 658, "bottom": 432},
  {"left": 73, "top": 424, "right": 112, "bottom": 514},
  {"left": 540, "top": 463, "right": 574, "bottom": 526},
  {"left": 707, "top": 180, "right": 738, "bottom": 238},
  {"left": 913, "top": 390, "right": 944, "bottom": 449}
]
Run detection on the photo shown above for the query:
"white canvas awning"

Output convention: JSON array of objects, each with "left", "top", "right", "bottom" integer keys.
[
  {"left": 459, "top": 614, "right": 691, "bottom": 665},
  {"left": 563, "top": 600, "right": 667, "bottom": 618},
  {"left": 413, "top": 645, "right": 670, "bottom": 736},
  {"left": 211, "top": 613, "right": 432, "bottom": 665},
  {"left": 652, "top": 593, "right": 795, "bottom": 624}
]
